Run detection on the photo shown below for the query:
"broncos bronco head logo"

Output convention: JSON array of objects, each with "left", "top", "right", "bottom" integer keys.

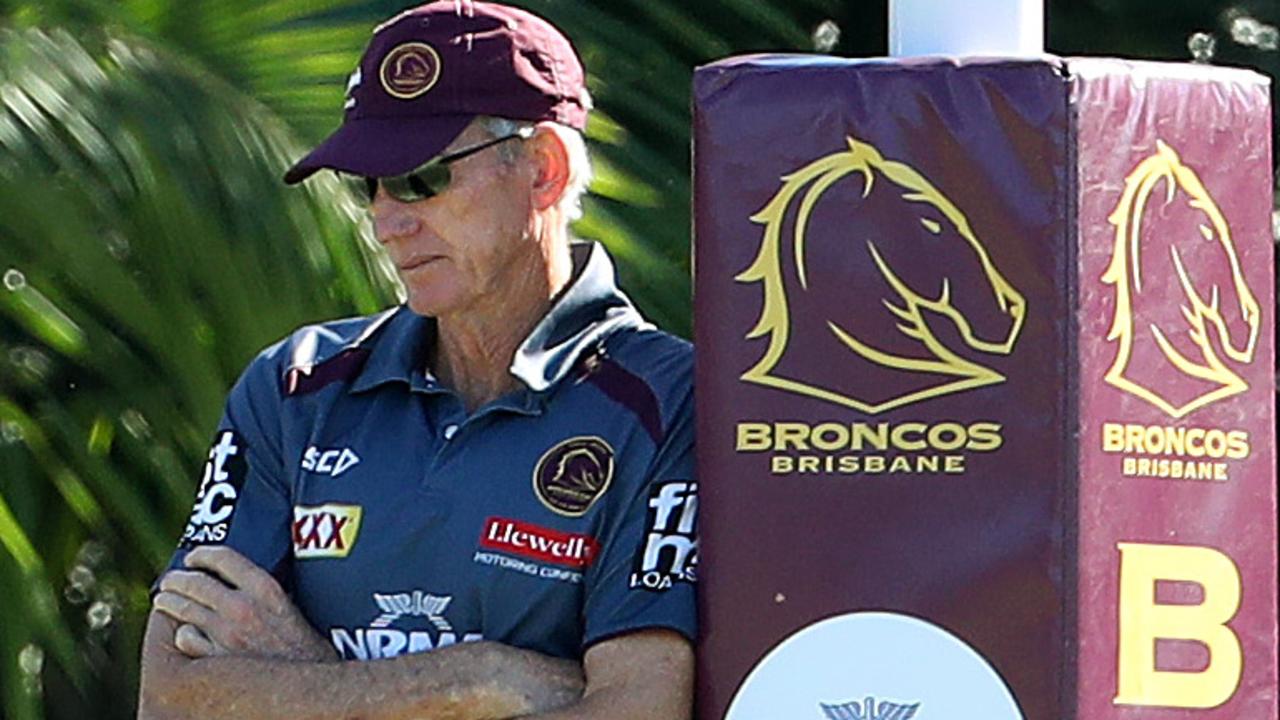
[
  {"left": 1102, "top": 140, "right": 1260, "bottom": 418},
  {"left": 738, "top": 136, "right": 1027, "bottom": 414},
  {"left": 551, "top": 448, "right": 609, "bottom": 495},
  {"left": 380, "top": 42, "right": 442, "bottom": 99},
  {"left": 534, "top": 436, "right": 614, "bottom": 516}
]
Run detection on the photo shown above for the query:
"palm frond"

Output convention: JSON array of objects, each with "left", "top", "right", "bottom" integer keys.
[{"left": 0, "top": 27, "right": 394, "bottom": 717}]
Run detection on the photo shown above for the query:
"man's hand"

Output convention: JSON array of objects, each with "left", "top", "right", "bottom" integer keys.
[{"left": 152, "top": 546, "right": 335, "bottom": 662}]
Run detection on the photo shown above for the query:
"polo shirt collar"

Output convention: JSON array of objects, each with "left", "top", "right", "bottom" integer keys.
[
  {"left": 348, "top": 307, "right": 435, "bottom": 393},
  {"left": 511, "top": 241, "right": 648, "bottom": 392},
  {"left": 351, "top": 241, "right": 647, "bottom": 395}
]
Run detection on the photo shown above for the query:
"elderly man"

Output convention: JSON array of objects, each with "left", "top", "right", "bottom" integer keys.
[{"left": 137, "top": 2, "right": 696, "bottom": 718}]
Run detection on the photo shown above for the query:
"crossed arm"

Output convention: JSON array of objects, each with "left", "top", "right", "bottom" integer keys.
[{"left": 137, "top": 547, "right": 693, "bottom": 720}]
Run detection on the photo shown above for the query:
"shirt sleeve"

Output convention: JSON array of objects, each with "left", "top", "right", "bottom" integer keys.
[
  {"left": 157, "top": 345, "right": 294, "bottom": 588},
  {"left": 581, "top": 385, "right": 697, "bottom": 649}
]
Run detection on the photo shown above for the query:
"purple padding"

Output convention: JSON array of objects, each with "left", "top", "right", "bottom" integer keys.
[{"left": 284, "top": 348, "right": 372, "bottom": 397}]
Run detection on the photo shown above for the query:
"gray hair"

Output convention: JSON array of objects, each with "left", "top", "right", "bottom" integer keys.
[{"left": 478, "top": 116, "right": 592, "bottom": 223}]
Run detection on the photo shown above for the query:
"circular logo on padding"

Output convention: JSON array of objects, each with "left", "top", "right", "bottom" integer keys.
[
  {"left": 533, "top": 436, "right": 614, "bottom": 517},
  {"left": 379, "top": 42, "right": 442, "bottom": 99},
  {"left": 726, "top": 612, "right": 1023, "bottom": 720}
]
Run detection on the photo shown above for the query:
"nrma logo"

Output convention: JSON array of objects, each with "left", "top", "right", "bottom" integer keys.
[
  {"left": 820, "top": 696, "right": 919, "bottom": 720},
  {"left": 1102, "top": 140, "right": 1260, "bottom": 418},
  {"left": 738, "top": 136, "right": 1026, "bottom": 414},
  {"left": 725, "top": 612, "right": 1022, "bottom": 720},
  {"left": 330, "top": 589, "right": 482, "bottom": 661}
]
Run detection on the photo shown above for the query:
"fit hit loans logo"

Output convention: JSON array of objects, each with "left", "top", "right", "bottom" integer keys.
[
  {"left": 630, "top": 481, "right": 698, "bottom": 591},
  {"left": 1101, "top": 140, "right": 1260, "bottom": 419},
  {"left": 182, "top": 430, "right": 248, "bottom": 547},
  {"left": 738, "top": 136, "right": 1026, "bottom": 414}
]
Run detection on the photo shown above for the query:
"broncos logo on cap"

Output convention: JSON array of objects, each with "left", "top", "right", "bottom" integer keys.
[
  {"left": 380, "top": 42, "right": 442, "bottom": 99},
  {"left": 1102, "top": 140, "right": 1260, "bottom": 418},
  {"left": 738, "top": 136, "right": 1026, "bottom": 414}
]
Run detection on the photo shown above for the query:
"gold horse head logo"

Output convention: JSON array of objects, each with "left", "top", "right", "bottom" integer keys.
[
  {"left": 551, "top": 448, "right": 608, "bottom": 494},
  {"left": 738, "top": 136, "right": 1027, "bottom": 414},
  {"left": 1102, "top": 140, "right": 1260, "bottom": 418}
]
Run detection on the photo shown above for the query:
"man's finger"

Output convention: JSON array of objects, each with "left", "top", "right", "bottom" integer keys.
[
  {"left": 158, "top": 570, "right": 237, "bottom": 611},
  {"left": 174, "top": 623, "right": 218, "bottom": 658},
  {"left": 184, "top": 547, "right": 284, "bottom": 606},
  {"left": 153, "top": 590, "right": 218, "bottom": 629}
]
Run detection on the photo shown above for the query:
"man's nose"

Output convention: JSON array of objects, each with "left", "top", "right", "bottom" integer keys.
[{"left": 370, "top": 188, "right": 422, "bottom": 242}]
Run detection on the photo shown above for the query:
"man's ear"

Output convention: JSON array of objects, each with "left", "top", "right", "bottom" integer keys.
[{"left": 527, "top": 124, "right": 571, "bottom": 212}]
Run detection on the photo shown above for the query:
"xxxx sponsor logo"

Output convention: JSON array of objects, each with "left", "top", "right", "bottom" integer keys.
[{"left": 292, "top": 504, "right": 362, "bottom": 559}]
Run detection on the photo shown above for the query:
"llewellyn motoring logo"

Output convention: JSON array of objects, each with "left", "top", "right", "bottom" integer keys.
[
  {"left": 1101, "top": 140, "right": 1260, "bottom": 419},
  {"left": 738, "top": 136, "right": 1027, "bottom": 415}
]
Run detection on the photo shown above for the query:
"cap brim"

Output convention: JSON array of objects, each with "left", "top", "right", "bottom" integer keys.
[{"left": 283, "top": 114, "right": 474, "bottom": 184}]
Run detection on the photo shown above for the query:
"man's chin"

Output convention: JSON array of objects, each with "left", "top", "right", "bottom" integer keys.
[{"left": 405, "top": 291, "right": 466, "bottom": 319}]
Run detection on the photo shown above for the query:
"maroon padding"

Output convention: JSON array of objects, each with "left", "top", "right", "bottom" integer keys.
[
  {"left": 694, "top": 56, "right": 1071, "bottom": 720},
  {"left": 693, "top": 54, "right": 1276, "bottom": 720},
  {"left": 284, "top": 348, "right": 372, "bottom": 397},
  {"left": 1072, "top": 59, "right": 1276, "bottom": 720}
]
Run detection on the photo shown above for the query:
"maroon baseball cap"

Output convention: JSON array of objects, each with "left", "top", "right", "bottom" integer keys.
[{"left": 283, "top": 1, "right": 589, "bottom": 184}]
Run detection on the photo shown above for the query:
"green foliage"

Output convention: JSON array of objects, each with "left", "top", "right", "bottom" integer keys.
[{"left": 0, "top": 26, "right": 394, "bottom": 717}]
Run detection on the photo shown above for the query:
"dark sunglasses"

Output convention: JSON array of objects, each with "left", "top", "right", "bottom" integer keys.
[{"left": 342, "top": 128, "right": 532, "bottom": 205}]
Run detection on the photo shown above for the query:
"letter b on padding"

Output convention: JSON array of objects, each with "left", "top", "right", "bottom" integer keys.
[{"left": 1114, "top": 542, "right": 1243, "bottom": 709}]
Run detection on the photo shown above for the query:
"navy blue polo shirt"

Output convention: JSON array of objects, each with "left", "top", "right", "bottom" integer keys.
[{"left": 165, "top": 242, "right": 696, "bottom": 660}]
